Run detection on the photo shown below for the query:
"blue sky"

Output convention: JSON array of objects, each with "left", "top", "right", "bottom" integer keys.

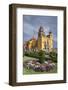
[{"left": 23, "top": 15, "right": 57, "bottom": 48}]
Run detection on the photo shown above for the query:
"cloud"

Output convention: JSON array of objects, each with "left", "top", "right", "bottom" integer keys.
[
  {"left": 44, "top": 26, "right": 50, "bottom": 35},
  {"left": 23, "top": 22, "right": 35, "bottom": 36},
  {"left": 53, "top": 36, "right": 57, "bottom": 42},
  {"left": 23, "top": 15, "right": 57, "bottom": 48}
]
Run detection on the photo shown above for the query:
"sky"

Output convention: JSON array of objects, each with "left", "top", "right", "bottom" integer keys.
[{"left": 23, "top": 15, "right": 57, "bottom": 48}]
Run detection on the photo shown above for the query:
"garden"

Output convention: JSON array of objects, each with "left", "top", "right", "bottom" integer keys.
[{"left": 23, "top": 50, "right": 57, "bottom": 75}]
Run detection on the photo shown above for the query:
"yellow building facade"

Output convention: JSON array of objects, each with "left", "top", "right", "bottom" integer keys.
[
  {"left": 26, "top": 26, "right": 53, "bottom": 52},
  {"left": 27, "top": 38, "right": 36, "bottom": 50}
]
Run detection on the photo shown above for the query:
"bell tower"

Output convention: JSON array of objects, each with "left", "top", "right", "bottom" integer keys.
[
  {"left": 49, "top": 32, "right": 53, "bottom": 52},
  {"left": 38, "top": 26, "right": 45, "bottom": 50}
]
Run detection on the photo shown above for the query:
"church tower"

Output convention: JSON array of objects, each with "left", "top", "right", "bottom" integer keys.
[
  {"left": 48, "top": 32, "right": 53, "bottom": 52},
  {"left": 37, "top": 26, "right": 45, "bottom": 50}
]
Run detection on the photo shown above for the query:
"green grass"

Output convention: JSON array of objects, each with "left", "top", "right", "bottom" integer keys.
[
  {"left": 23, "top": 56, "right": 57, "bottom": 75},
  {"left": 23, "top": 56, "right": 37, "bottom": 61}
]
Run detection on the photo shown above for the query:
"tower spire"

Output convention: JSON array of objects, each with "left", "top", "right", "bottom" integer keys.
[{"left": 32, "top": 30, "right": 35, "bottom": 39}]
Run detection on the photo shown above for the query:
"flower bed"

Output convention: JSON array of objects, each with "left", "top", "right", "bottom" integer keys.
[{"left": 23, "top": 60, "right": 56, "bottom": 72}]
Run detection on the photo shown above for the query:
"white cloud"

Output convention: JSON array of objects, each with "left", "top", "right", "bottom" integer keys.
[
  {"left": 53, "top": 36, "right": 57, "bottom": 42},
  {"left": 23, "top": 22, "right": 35, "bottom": 36},
  {"left": 44, "top": 26, "right": 50, "bottom": 35}
]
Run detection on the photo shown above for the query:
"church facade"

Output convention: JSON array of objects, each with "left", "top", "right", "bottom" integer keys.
[{"left": 24, "top": 26, "right": 53, "bottom": 52}]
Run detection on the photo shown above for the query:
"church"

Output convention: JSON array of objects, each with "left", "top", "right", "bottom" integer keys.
[{"left": 24, "top": 26, "right": 53, "bottom": 52}]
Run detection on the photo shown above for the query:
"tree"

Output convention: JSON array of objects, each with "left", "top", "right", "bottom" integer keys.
[
  {"left": 49, "top": 51, "right": 57, "bottom": 62},
  {"left": 38, "top": 50, "right": 45, "bottom": 63}
]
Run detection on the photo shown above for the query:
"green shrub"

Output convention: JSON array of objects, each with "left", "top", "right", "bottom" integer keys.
[
  {"left": 24, "top": 51, "right": 38, "bottom": 58},
  {"left": 38, "top": 50, "right": 45, "bottom": 63},
  {"left": 49, "top": 52, "right": 57, "bottom": 62},
  {"left": 24, "top": 50, "right": 47, "bottom": 63}
]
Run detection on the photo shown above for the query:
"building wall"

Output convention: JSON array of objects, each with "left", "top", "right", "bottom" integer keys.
[
  {"left": 37, "top": 30, "right": 53, "bottom": 52},
  {"left": 27, "top": 39, "right": 36, "bottom": 50},
  {"left": 26, "top": 28, "right": 53, "bottom": 52}
]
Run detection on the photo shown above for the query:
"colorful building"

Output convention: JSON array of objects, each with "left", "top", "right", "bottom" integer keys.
[{"left": 24, "top": 26, "right": 53, "bottom": 52}]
